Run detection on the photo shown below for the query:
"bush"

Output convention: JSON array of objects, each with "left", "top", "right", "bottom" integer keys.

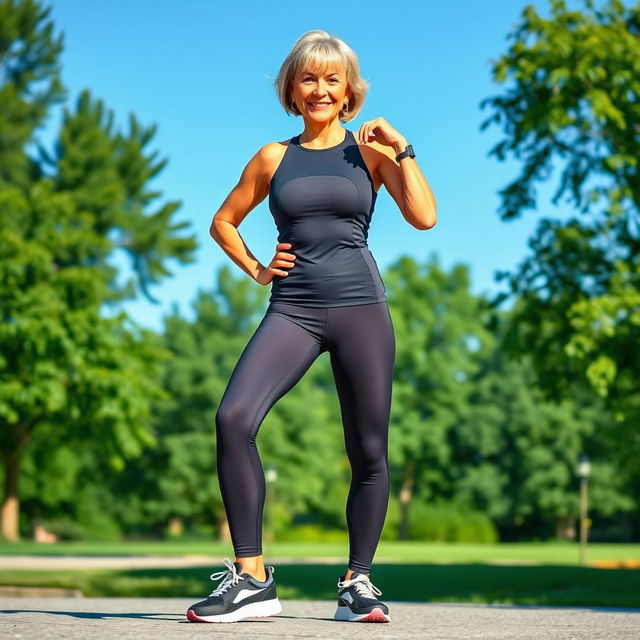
[
  {"left": 41, "top": 518, "right": 85, "bottom": 541},
  {"left": 277, "top": 523, "right": 347, "bottom": 543},
  {"left": 408, "top": 500, "right": 498, "bottom": 543}
]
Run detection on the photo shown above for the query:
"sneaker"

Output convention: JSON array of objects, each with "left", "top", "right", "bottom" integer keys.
[
  {"left": 334, "top": 571, "right": 391, "bottom": 622},
  {"left": 186, "top": 557, "right": 283, "bottom": 623}
]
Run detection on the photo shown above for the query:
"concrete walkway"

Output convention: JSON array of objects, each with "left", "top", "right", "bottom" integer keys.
[{"left": 0, "top": 597, "right": 639, "bottom": 640}]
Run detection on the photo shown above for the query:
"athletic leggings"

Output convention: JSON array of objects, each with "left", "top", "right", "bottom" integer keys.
[{"left": 215, "top": 299, "right": 395, "bottom": 574}]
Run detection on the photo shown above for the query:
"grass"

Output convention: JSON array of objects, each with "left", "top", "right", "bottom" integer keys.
[
  {"left": 1, "top": 541, "right": 639, "bottom": 606},
  {"left": 0, "top": 540, "right": 639, "bottom": 564}
]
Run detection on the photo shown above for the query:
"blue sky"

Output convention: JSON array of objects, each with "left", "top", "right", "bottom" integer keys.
[{"left": 43, "top": 0, "right": 576, "bottom": 331}]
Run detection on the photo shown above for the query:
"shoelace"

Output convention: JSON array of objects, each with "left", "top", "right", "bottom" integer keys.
[
  {"left": 337, "top": 574, "right": 383, "bottom": 599},
  {"left": 208, "top": 558, "right": 276, "bottom": 597},
  {"left": 208, "top": 557, "right": 244, "bottom": 597}
]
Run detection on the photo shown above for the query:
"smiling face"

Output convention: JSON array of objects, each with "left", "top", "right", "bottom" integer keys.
[{"left": 289, "top": 62, "right": 351, "bottom": 121}]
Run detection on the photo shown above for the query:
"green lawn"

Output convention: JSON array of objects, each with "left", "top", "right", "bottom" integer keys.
[
  {"left": 0, "top": 540, "right": 639, "bottom": 564},
  {"left": 1, "top": 542, "right": 639, "bottom": 606}
]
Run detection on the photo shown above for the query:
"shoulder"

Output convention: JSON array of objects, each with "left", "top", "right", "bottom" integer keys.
[
  {"left": 240, "top": 138, "right": 293, "bottom": 164},
  {"left": 251, "top": 138, "right": 292, "bottom": 176},
  {"left": 235, "top": 138, "right": 292, "bottom": 185},
  {"left": 260, "top": 137, "right": 293, "bottom": 158}
]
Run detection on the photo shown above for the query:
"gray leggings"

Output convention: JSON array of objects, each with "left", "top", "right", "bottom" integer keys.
[{"left": 215, "top": 299, "right": 395, "bottom": 574}]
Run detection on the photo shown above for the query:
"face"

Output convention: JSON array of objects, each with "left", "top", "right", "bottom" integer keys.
[{"left": 289, "top": 62, "right": 351, "bottom": 120}]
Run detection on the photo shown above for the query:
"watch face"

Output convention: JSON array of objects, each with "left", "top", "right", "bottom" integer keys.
[{"left": 407, "top": 144, "right": 415, "bottom": 157}]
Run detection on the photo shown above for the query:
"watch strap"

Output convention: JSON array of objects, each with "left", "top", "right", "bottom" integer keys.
[{"left": 395, "top": 143, "right": 415, "bottom": 162}]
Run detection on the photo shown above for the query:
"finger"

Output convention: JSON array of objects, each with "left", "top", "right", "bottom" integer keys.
[
  {"left": 360, "top": 122, "right": 371, "bottom": 144},
  {"left": 368, "top": 122, "right": 376, "bottom": 140}
]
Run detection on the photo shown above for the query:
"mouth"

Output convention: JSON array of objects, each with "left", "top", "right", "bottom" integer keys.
[{"left": 307, "top": 101, "right": 335, "bottom": 110}]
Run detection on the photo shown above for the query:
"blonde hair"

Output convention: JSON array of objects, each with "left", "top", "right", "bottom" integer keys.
[{"left": 273, "top": 30, "right": 369, "bottom": 123}]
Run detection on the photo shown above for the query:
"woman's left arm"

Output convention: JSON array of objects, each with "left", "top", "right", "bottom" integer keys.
[{"left": 358, "top": 118, "right": 437, "bottom": 230}]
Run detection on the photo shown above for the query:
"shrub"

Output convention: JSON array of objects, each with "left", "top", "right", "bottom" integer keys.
[{"left": 408, "top": 501, "right": 498, "bottom": 543}]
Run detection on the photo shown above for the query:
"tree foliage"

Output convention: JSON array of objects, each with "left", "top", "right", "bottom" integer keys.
[
  {"left": 0, "top": 0, "right": 196, "bottom": 540},
  {"left": 480, "top": 0, "right": 640, "bottom": 499}
]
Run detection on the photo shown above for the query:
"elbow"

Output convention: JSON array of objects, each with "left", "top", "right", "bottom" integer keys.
[
  {"left": 421, "top": 205, "right": 438, "bottom": 230},
  {"left": 406, "top": 200, "right": 437, "bottom": 230},
  {"left": 210, "top": 216, "right": 239, "bottom": 243},
  {"left": 209, "top": 216, "right": 223, "bottom": 241},
  {"left": 415, "top": 211, "right": 437, "bottom": 231}
]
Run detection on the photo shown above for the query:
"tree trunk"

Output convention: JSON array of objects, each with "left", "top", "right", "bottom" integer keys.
[
  {"left": 1, "top": 457, "right": 21, "bottom": 542},
  {"left": 398, "top": 461, "right": 415, "bottom": 540},
  {"left": 167, "top": 516, "right": 184, "bottom": 538},
  {"left": 555, "top": 515, "right": 576, "bottom": 540},
  {"left": 1, "top": 416, "right": 41, "bottom": 542}
]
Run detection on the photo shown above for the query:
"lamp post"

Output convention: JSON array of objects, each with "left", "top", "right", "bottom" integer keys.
[
  {"left": 577, "top": 453, "right": 591, "bottom": 566},
  {"left": 265, "top": 464, "right": 278, "bottom": 545}
]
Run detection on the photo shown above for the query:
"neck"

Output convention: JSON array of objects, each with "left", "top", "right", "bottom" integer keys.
[{"left": 299, "top": 120, "right": 345, "bottom": 146}]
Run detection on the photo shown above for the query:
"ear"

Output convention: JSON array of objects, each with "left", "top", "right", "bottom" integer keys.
[{"left": 345, "top": 83, "right": 353, "bottom": 102}]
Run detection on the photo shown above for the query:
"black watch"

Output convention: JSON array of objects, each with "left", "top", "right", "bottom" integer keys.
[{"left": 395, "top": 143, "right": 415, "bottom": 163}]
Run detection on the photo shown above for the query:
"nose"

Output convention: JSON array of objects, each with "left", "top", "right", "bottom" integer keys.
[{"left": 313, "top": 80, "right": 331, "bottom": 96}]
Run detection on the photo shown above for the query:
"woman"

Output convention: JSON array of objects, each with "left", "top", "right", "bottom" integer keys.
[{"left": 187, "top": 29, "right": 436, "bottom": 625}]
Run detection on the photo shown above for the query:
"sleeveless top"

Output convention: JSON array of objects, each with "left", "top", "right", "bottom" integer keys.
[{"left": 268, "top": 128, "right": 387, "bottom": 307}]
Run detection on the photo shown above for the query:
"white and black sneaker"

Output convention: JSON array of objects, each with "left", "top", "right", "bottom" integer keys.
[
  {"left": 334, "top": 571, "right": 391, "bottom": 622},
  {"left": 186, "top": 557, "right": 282, "bottom": 623}
]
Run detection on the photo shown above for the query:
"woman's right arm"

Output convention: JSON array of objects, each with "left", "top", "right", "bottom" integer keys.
[{"left": 210, "top": 144, "right": 296, "bottom": 284}]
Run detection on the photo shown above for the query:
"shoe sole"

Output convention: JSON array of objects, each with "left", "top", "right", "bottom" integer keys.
[
  {"left": 334, "top": 605, "right": 390, "bottom": 622},
  {"left": 187, "top": 597, "right": 283, "bottom": 623}
]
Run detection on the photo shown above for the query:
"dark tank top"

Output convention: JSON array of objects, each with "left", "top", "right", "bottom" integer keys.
[{"left": 268, "top": 128, "right": 387, "bottom": 307}]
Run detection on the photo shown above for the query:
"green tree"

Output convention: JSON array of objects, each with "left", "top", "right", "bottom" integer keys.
[
  {"left": 0, "top": 0, "right": 196, "bottom": 540},
  {"left": 461, "top": 315, "right": 634, "bottom": 540},
  {"left": 385, "top": 253, "right": 631, "bottom": 541},
  {"left": 385, "top": 254, "right": 494, "bottom": 539},
  {"left": 480, "top": 0, "right": 640, "bottom": 531}
]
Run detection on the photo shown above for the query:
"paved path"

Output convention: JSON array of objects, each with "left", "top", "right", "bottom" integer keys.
[{"left": 0, "top": 597, "right": 639, "bottom": 639}]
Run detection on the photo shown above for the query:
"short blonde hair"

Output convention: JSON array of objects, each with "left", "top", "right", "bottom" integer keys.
[{"left": 273, "top": 30, "right": 369, "bottom": 123}]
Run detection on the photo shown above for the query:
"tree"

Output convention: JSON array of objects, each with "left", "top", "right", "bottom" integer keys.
[
  {"left": 460, "top": 310, "right": 634, "bottom": 540},
  {"left": 0, "top": 0, "right": 197, "bottom": 540},
  {"left": 479, "top": 0, "right": 640, "bottom": 530},
  {"left": 384, "top": 253, "right": 494, "bottom": 538}
]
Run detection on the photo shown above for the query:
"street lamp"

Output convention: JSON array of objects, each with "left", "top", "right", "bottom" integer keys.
[
  {"left": 577, "top": 453, "right": 591, "bottom": 566},
  {"left": 265, "top": 464, "right": 278, "bottom": 545}
]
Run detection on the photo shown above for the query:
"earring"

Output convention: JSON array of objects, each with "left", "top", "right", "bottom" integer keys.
[
  {"left": 342, "top": 100, "right": 349, "bottom": 112},
  {"left": 290, "top": 99, "right": 298, "bottom": 111}
]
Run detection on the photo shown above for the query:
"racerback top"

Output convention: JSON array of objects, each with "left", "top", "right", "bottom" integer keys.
[{"left": 268, "top": 128, "right": 387, "bottom": 307}]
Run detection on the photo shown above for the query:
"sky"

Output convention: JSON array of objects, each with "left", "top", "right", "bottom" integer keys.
[{"left": 41, "top": 0, "right": 580, "bottom": 332}]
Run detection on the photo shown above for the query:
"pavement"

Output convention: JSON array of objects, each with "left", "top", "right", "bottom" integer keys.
[{"left": 0, "top": 597, "right": 639, "bottom": 640}]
